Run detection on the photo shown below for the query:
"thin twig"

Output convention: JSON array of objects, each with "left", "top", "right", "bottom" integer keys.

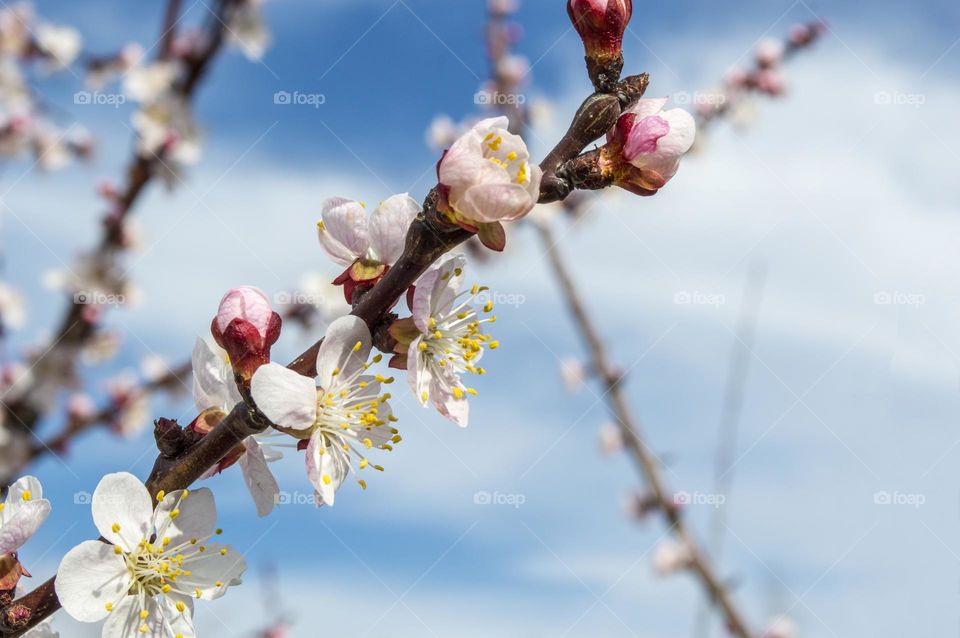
[
  {"left": 693, "top": 264, "right": 766, "bottom": 638},
  {"left": 535, "top": 221, "right": 754, "bottom": 638}
]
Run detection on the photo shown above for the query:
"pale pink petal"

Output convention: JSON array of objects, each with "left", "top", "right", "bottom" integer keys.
[{"left": 369, "top": 194, "right": 419, "bottom": 265}]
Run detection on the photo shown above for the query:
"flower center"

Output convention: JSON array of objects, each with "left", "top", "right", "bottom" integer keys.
[
  {"left": 482, "top": 132, "right": 529, "bottom": 185},
  {"left": 418, "top": 283, "right": 498, "bottom": 396}
]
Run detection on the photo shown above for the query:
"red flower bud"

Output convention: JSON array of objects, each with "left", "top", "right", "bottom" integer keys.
[
  {"left": 567, "top": 0, "right": 632, "bottom": 60},
  {"left": 211, "top": 286, "right": 282, "bottom": 381}
]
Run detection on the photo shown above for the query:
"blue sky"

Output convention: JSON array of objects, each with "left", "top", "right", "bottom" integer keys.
[{"left": 4, "top": 0, "right": 960, "bottom": 636}]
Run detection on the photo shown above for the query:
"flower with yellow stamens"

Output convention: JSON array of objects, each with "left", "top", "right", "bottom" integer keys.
[
  {"left": 56, "top": 473, "right": 244, "bottom": 637},
  {"left": 251, "top": 316, "right": 399, "bottom": 506}
]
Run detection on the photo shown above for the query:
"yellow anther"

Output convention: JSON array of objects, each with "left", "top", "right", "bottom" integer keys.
[
  {"left": 140, "top": 610, "right": 150, "bottom": 619},
  {"left": 358, "top": 479, "right": 367, "bottom": 490},
  {"left": 322, "top": 474, "right": 332, "bottom": 485},
  {"left": 489, "top": 341, "right": 500, "bottom": 349},
  {"left": 112, "top": 522, "right": 121, "bottom": 533},
  {"left": 359, "top": 459, "right": 369, "bottom": 469},
  {"left": 220, "top": 548, "right": 227, "bottom": 556},
  {"left": 161, "top": 584, "right": 172, "bottom": 593},
  {"left": 483, "top": 301, "right": 493, "bottom": 312},
  {"left": 353, "top": 341, "right": 363, "bottom": 352},
  {"left": 169, "top": 509, "right": 180, "bottom": 519},
  {"left": 105, "top": 603, "right": 114, "bottom": 612},
  {"left": 452, "top": 387, "right": 464, "bottom": 399},
  {"left": 176, "top": 602, "right": 185, "bottom": 613},
  {"left": 156, "top": 490, "right": 165, "bottom": 501},
  {"left": 114, "top": 546, "right": 122, "bottom": 555},
  {"left": 139, "top": 624, "right": 148, "bottom": 633},
  {"left": 21, "top": 491, "right": 31, "bottom": 502}
]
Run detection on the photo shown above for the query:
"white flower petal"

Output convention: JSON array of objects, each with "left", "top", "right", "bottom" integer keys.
[
  {"left": 239, "top": 437, "right": 279, "bottom": 517},
  {"left": 0, "top": 500, "right": 50, "bottom": 554},
  {"left": 191, "top": 338, "right": 241, "bottom": 412},
  {"left": 55, "top": 540, "right": 128, "bottom": 622},
  {"left": 369, "top": 194, "right": 419, "bottom": 265},
  {"left": 92, "top": 473, "right": 153, "bottom": 552},
  {"left": 250, "top": 363, "right": 317, "bottom": 431},
  {"left": 407, "top": 339, "right": 435, "bottom": 409},
  {"left": 176, "top": 542, "right": 246, "bottom": 600},
  {"left": 101, "top": 595, "right": 148, "bottom": 638},
  {"left": 315, "top": 315, "right": 372, "bottom": 386},
  {"left": 1, "top": 475, "right": 43, "bottom": 525},
  {"left": 319, "top": 197, "right": 369, "bottom": 265},
  {"left": 153, "top": 487, "right": 216, "bottom": 546}
]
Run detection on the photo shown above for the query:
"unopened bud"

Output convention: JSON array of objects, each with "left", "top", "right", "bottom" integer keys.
[
  {"left": 567, "top": 0, "right": 632, "bottom": 91},
  {"left": 211, "top": 286, "right": 282, "bottom": 381}
]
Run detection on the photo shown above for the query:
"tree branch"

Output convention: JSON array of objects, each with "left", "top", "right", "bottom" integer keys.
[{"left": 534, "top": 221, "right": 754, "bottom": 638}]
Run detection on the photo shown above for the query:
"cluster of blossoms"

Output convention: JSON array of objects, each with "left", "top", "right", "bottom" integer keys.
[
  {"left": 695, "top": 21, "right": 827, "bottom": 130},
  {"left": 0, "top": 3, "right": 90, "bottom": 170}
]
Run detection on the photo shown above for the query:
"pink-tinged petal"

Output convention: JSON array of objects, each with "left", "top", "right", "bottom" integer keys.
[
  {"left": 250, "top": 363, "right": 317, "bottom": 431},
  {"left": 438, "top": 116, "right": 511, "bottom": 190},
  {"left": 655, "top": 108, "right": 696, "bottom": 158},
  {"left": 430, "top": 368, "right": 470, "bottom": 427},
  {"left": 315, "top": 315, "right": 371, "bottom": 385},
  {"left": 461, "top": 182, "right": 538, "bottom": 223},
  {"left": 411, "top": 254, "right": 466, "bottom": 331},
  {"left": 91, "top": 472, "right": 153, "bottom": 552},
  {"left": 623, "top": 115, "right": 670, "bottom": 160},
  {"left": 624, "top": 96, "right": 669, "bottom": 120},
  {"left": 0, "top": 500, "right": 50, "bottom": 554},
  {"left": 239, "top": 437, "right": 280, "bottom": 517},
  {"left": 369, "top": 194, "right": 420, "bottom": 265},
  {"left": 55, "top": 540, "right": 129, "bottom": 622},
  {"left": 320, "top": 197, "right": 370, "bottom": 262},
  {"left": 215, "top": 286, "right": 273, "bottom": 337}
]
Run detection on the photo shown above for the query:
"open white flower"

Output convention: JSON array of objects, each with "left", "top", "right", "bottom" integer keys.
[
  {"left": 123, "top": 62, "right": 177, "bottom": 104},
  {"left": 403, "top": 255, "right": 497, "bottom": 427},
  {"left": 250, "top": 316, "right": 399, "bottom": 506},
  {"left": 318, "top": 195, "right": 420, "bottom": 268},
  {"left": 56, "top": 473, "right": 245, "bottom": 638},
  {"left": 0, "top": 476, "right": 50, "bottom": 555},
  {"left": 437, "top": 115, "right": 542, "bottom": 228},
  {"left": 192, "top": 338, "right": 281, "bottom": 517}
]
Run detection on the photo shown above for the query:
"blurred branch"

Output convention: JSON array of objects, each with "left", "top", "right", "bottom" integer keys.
[
  {"left": 535, "top": 221, "right": 754, "bottom": 638},
  {"left": 693, "top": 265, "right": 766, "bottom": 638},
  {"left": 2, "top": 0, "right": 240, "bottom": 444},
  {"left": 21, "top": 359, "right": 191, "bottom": 472}
]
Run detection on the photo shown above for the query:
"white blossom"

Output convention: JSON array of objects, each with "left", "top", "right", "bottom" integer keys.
[
  {"left": 56, "top": 473, "right": 245, "bottom": 638},
  {"left": 250, "top": 316, "right": 399, "bottom": 506},
  {"left": 652, "top": 539, "right": 693, "bottom": 576},
  {"left": 317, "top": 194, "right": 420, "bottom": 269},
  {"left": 404, "top": 255, "right": 497, "bottom": 427},
  {"left": 438, "top": 116, "right": 542, "bottom": 227},
  {"left": 0, "top": 475, "right": 50, "bottom": 555},
  {"left": 191, "top": 338, "right": 281, "bottom": 516}
]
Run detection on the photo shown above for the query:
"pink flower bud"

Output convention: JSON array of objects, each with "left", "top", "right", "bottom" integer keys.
[
  {"left": 754, "top": 38, "right": 784, "bottom": 68},
  {"left": 567, "top": 0, "right": 632, "bottom": 59},
  {"left": 601, "top": 97, "right": 696, "bottom": 196},
  {"left": 211, "top": 286, "right": 282, "bottom": 380}
]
